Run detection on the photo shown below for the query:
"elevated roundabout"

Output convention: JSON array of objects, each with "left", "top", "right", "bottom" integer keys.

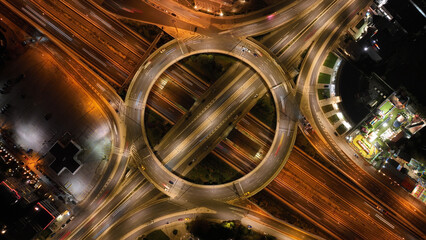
[{"left": 124, "top": 36, "right": 299, "bottom": 201}]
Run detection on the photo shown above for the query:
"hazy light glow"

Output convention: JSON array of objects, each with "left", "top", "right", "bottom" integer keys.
[
  {"left": 343, "top": 121, "right": 351, "bottom": 129},
  {"left": 368, "top": 131, "right": 378, "bottom": 142}
]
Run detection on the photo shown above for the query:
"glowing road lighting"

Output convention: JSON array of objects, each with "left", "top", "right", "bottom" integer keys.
[
  {"left": 194, "top": 5, "right": 197, "bottom": 9},
  {"left": 337, "top": 112, "right": 343, "bottom": 119},
  {"left": 219, "top": 12, "right": 224, "bottom": 16},
  {"left": 343, "top": 121, "right": 351, "bottom": 129},
  {"left": 1, "top": 229, "right": 6, "bottom": 234},
  {"left": 35, "top": 206, "right": 39, "bottom": 211},
  {"left": 364, "top": 47, "right": 368, "bottom": 51}
]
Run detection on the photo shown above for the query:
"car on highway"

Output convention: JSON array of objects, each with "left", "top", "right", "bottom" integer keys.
[
  {"left": 253, "top": 49, "right": 262, "bottom": 57},
  {"left": 143, "top": 61, "right": 151, "bottom": 69}
]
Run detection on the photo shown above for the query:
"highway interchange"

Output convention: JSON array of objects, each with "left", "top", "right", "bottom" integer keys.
[{"left": 1, "top": 0, "right": 425, "bottom": 239}]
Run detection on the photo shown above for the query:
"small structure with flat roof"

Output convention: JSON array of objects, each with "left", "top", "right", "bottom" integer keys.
[{"left": 49, "top": 140, "right": 82, "bottom": 175}]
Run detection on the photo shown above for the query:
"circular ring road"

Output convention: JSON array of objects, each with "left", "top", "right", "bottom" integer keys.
[{"left": 124, "top": 36, "right": 299, "bottom": 201}]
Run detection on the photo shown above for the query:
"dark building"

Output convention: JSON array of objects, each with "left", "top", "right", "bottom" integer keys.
[
  {"left": 0, "top": 181, "right": 57, "bottom": 239},
  {"left": 49, "top": 140, "right": 82, "bottom": 175},
  {"left": 386, "top": 158, "right": 400, "bottom": 168},
  {"left": 400, "top": 176, "right": 417, "bottom": 192}
]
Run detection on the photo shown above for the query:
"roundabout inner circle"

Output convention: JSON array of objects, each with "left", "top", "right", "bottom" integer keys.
[{"left": 125, "top": 36, "right": 298, "bottom": 201}]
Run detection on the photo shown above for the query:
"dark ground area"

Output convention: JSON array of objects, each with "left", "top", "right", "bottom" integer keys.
[
  {"left": 180, "top": 54, "right": 236, "bottom": 84},
  {"left": 188, "top": 218, "right": 275, "bottom": 240},
  {"left": 338, "top": 63, "right": 393, "bottom": 124},
  {"left": 352, "top": 15, "right": 426, "bottom": 112},
  {"left": 119, "top": 19, "right": 173, "bottom": 48},
  {"left": 144, "top": 108, "right": 173, "bottom": 147},
  {"left": 249, "top": 93, "right": 276, "bottom": 129},
  {"left": 184, "top": 153, "right": 242, "bottom": 184},
  {"left": 337, "top": 62, "right": 367, "bottom": 123}
]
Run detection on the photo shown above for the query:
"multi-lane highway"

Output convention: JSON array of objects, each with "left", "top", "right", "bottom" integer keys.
[
  {"left": 155, "top": 62, "right": 266, "bottom": 175},
  {"left": 293, "top": 0, "right": 426, "bottom": 237},
  {"left": 5, "top": 0, "right": 426, "bottom": 239},
  {"left": 83, "top": 199, "right": 323, "bottom": 240},
  {"left": 1, "top": 0, "right": 150, "bottom": 85},
  {"left": 120, "top": 0, "right": 425, "bottom": 238}
]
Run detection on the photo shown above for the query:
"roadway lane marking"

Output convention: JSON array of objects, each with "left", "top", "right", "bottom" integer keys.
[
  {"left": 21, "top": 7, "right": 47, "bottom": 27},
  {"left": 375, "top": 214, "right": 395, "bottom": 229},
  {"left": 82, "top": 48, "right": 107, "bottom": 67}
]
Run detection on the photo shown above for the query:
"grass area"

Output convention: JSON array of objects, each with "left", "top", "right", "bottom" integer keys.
[
  {"left": 253, "top": 32, "right": 270, "bottom": 42},
  {"left": 317, "top": 89, "right": 330, "bottom": 100},
  {"left": 250, "top": 93, "right": 276, "bottom": 129},
  {"left": 145, "top": 108, "right": 173, "bottom": 147},
  {"left": 141, "top": 230, "right": 170, "bottom": 240},
  {"left": 180, "top": 54, "right": 236, "bottom": 84},
  {"left": 297, "top": 46, "right": 312, "bottom": 71},
  {"left": 336, "top": 124, "right": 347, "bottom": 135},
  {"left": 323, "top": 53, "right": 338, "bottom": 68},
  {"left": 189, "top": 219, "right": 275, "bottom": 240},
  {"left": 379, "top": 100, "right": 393, "bottom": 114},
  {"left": 375, "top": 138, "right": 388, "bottom": 150},
  {"left": 318, "top": 73, "right": 331, "bottom": 84},
  {"left": 328, "top": 114, "right": 340, "bottom": 124},
  {"left": 372, "top": 107, "right": 404, "bottom": 130},
  {"left": 119, "top": 19, "right": 173, "bottom": 48},
  {"left": 184, "top": 153, "right": 242, "bottom": 184},
  {"left": 362, "top": 107, "right": 409, "bottom": 152},
  {"left": 322, "top": 104, "right": 334, "bottom": 113}
]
